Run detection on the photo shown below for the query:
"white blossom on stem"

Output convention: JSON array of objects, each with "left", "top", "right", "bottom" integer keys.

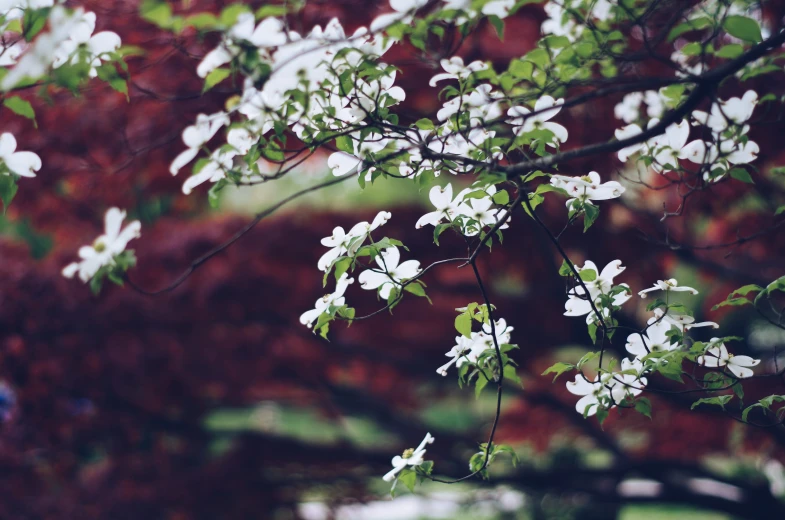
[
  {"left": 0, "top": 132, "right": 41, "bottom": 177},
  {"left": 550, "top": 171, "right": 625, "bottom": 210},
  {"left": 358, "top": 246, "right": 421, "bottom": 299},
  {"left": 62, "top": 208, "right": 140, "bottom": 283},
  {"left": 382, "top": 432, "right": 434, "bottom": 482},
  {"left": 697, "top": 339, "right": 760, "bottom": 379},
  {"left": 170, "top": 112, "right": 230, "bottom": 175},
  {"left": 429, "top": 56, "right": 488, "bottom": 87},
  {"left": 299, "top": 274, "right": 354, "bottom": 328},
  {"left": 638, "top": 278, "right": 699, "bottom": 298},
  {"left": 317, "top": 211, "right": 392, "bottom": 272},
  {"left": 626, "top": 317, "right": 680, "bottom": 358},
  {"left": 507, "top": 95, "right": 568, "bottom": 147}
]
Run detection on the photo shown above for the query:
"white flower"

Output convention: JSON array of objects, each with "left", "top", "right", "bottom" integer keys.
[
  {"left": 567, "top": 359, "right": 646, "bottom": 416},
  {"left": 507, "top": 95, "right": 568, "bottom": 147},
  {"left": 652, "top": 308, "right": 718, "bottom": 331},
  {"left": 638, "top": 278, "right": 699, "bottom": 298},
  {"left": 0, "top": 132, "right": 41, "bottom": 177},
  {"left": 436, "top": 318, "right": 513, "bottom": 376},
  {"left": 62, "top": 208, "right": 141, "bottom": 283},
  {"left": 415, "top": 183, "right": 470, "bottom": 229},
  {"left": 436, "top": 335, "right": 478, "bottom": 376},
  {"left": 170, "top": 112, "right": 231, "bottom": 175},
  {"left": 615, "top": 123, "right": 644, "bottom": 162},
  {"left": 697, "top": 339, "right": 760, "bottom": 379},
  {"left": 371, "top": 0, "right": 428, "bottom": 32},
  {"left": 626, "top": 317, "right": 679, "bottom": 358},
  {"left": 181, "top": 147, "right": 236, "bottom": 195},
  {"left": 317, "top": 212, "right": 392, "bottom": 272},
  {"left": 454, "top": 186, "right": 511, "bottom": 236},
  {"left": 299, "top": 274, "right": 354, "bottom": 328},
  {"left": 614, "top": 92, "right": 643, "bottom": 123},
  {"left": 567, "top": 374, "right": 610, "bottom": 416},
  {"left": 358, "top": 246, "right": 421, "bottom": 299},
  {"left": 1, "top": 6, "right": 84, "bottom": 90},
  {"left": 196, "top": 14, "right": 286, "bottom": 78},
  {"left": 692, "top": 91, "right": 757, "bottom": 133},
  {"left": 429, "top": 56, "right": 488, "bottom": 87},
  {"left": 550, "top": 171, "right": 625, "bottom": 210},
  {"left": 52, "top": 11, "right": 122, "bottom": 77},
  {"left": 438, "top": 84, "right": 502, "bottom": 124},
  {"left": 647, "top": 118, "right": 690, "bottom": 172},
  {"left": 481, "top": 0, "right": 515, "bottom": 18},
  {"left": 564, "top": 260, "right": 631, "bottom": 323},
  {"left": 382, "top": 432, "right": 434, "bottom": 482}
]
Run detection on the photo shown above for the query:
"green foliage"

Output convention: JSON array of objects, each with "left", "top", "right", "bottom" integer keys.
[{"left": 723, "top": 15, "right": 762, "bottom": 43}]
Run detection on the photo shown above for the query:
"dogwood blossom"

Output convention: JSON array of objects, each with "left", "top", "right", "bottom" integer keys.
[
  {"left": 300, "top": 274, "right": 354, "bottom": 328},
  {"left": 318, "top": 211, "right": 392, "bottom": 271},
  {"left": 692, "top": 91, "right": 758, "bottom": 134},
  {"left": 436, "top": 319, "right": 514, "bottom": 376},
  {"left": 358, "top": 246, "right": 421, "bottom": 299},
  {"left": 652, "top": 308, "right": 719, "bottom": 331},
  {"left": 646, "top": 119, "right": 690, "bottom": 172},
  {"left": 429, "top": 56, "right": 488, "bottom": 86},
  {"left": 507, "top": 96, "right": 568, "bottom": 147},
  {"left": 51, "top": 11, "right": 122, "bottom": 77},
  {"left": 371, "top": 0, "right": 428, "bottom": 33},
  {"left": 626, "top": 317, "right": 680, "bottom": 358},
  {"left": 415, "top": 183, "right": 471, "bottom": 229},
  {"left": 638, "top": 279, "right": 699, "bottom": 298},
  {"left": 1, "top": 5, "right": 84, "bottom": 90},
  {"left": 550, "top": 171, "right": 625, "bottom": 210},
  {"left": 697, "top": 339, "right": 760, "bottom": 378},
  {"left": 382, "top": 432, "right": 434, "bottom": 482},
  {"left": 567, "top": 358, "right": 646, "bottom": 416},
  {"left": 566, "top": 374, "right": 610, "bottom": 416},
  {"left": 169, "top": 112, "right": 230, "bottom": 175},
  {"left": 62, "top": 208, "right": 141, "bottom": 283},
  {"left": 564, "top": 260, "right": 631, "bottom": 323},
  {"left": 197, "top": 13, "right": 286, "bottom": 78},
  {"left": 457, "top": 190, "right": 511, "bottom": 237},
  {"left": 0, "top": 132, "right": 41, "bottom": 177}
]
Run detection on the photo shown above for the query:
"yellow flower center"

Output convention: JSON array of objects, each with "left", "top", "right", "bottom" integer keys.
[
  {"left": 93, "top": 240, "right": 106, "bottom": 253},
  {"left": 402, "top": 448, "right": 415, "bottom": 459}
]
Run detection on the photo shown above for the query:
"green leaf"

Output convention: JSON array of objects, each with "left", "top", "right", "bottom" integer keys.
[
  {"left": 398, "top": 468, "right": 417, "bottom": 492},
  {"left": 776, "top": 205, "right": 785, "bottom": 216},
  {"left": 729, "top": 167, "right": 754, "bottom": 184},
  {"left": 140, "top": 0, "right": 173, "bottom": 28},
  {"left": 558, "top": 259, "right": 572, "bottom": 277},
  {"left": 583, "top": 203, "right": 599, "bottom": 232},
  {"left": 455, "top": 311, "right": 473, "bottom": 338},
  {"left": 691, "top": 395, "right": 733, "bottom": 410},
  {"left": 475, "top": 372, "right": 490, "bottom": 398},
  {"left": 488, "top": 15, "right": 504, "bottom": 40},
  {"left": 255, "top": 5, "right": 289, "bottom": 18},
  {"left": 579, "top": 268, "right": 597, "bottom": 282},
  {"left": 634, "top": 397, "right": 652, "bottom": 419},
  {"left": 220, "top": 4, "right": 252, "bottom": 26},
  {"left": 3, "top": 96, "right": 36, "bottom": 126},
  {"left": 492, "top": 190, "right": 510, "bottom": 205},
  {"left": 715, "top": 44, "right": 744, "bottom": 59},
  {"left": 404, "top": 282, "right": 430, "bottom": 302},
  {"left": 203, "top": 68, "right": 231, "bottom": 92},
  {"left": 541, "top": 362, "right": 574, "bottom": 382},
  {"left": 667, "top": 16, "right": 711, "bottom": 42},
  {"left": 0, "top": 175, "right": 18, "bottom": 213},
  {"left": 415, "top": 118, "right": 434, "bottom": 131},
  {"left": 723, "top": 15, "right": 762, "bottom": 43}
]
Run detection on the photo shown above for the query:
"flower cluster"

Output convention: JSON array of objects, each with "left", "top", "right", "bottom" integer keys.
[{"left": 615, "top": 91, "right": 759, "bottom": 182}]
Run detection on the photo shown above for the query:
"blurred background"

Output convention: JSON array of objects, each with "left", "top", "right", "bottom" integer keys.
[{"left": 2, "top": 0, "right": 785, "bottom": 518}]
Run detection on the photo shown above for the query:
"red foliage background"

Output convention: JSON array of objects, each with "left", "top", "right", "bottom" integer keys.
[{"left": 2, "top": 1, "right": 785, "bottom": 518}]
